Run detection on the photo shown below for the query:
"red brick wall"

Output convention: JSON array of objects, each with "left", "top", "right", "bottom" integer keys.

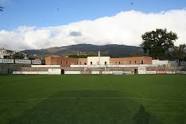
[
  {"left": 110, "top": 56, "right": 152, "bottom": 65},
  {"left": 61, "top": 57, "right": 78, "bottom": 67},
  {"left": 45, "top": 56, "right": 79, "bottom": 67},
  {"left": 78, "top": 58, "right": 87, "bottom": 65},
  {"left": 45, "top": 56, "right": 152, "bottom": 66},
  {"left": 45, "top": 56, "right": 61, "bottom": 65}
]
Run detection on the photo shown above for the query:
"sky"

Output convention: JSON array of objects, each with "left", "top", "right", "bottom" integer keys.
[{"left": 0, "top": 0, "right": 186, "bottom": 50}]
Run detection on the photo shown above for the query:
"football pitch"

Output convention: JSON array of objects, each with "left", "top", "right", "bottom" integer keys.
[{"left": 0, "top": 75, "right": 185, "bottom": 124}]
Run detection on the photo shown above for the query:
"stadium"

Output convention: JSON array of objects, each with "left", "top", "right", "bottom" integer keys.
[
  {"left": 0, "top": 1, "right": 186, "bottom": 123},
  {"left": 0, "top": 49, "right": 185, "bottom": 75},
  {"left": 0, "top": 49, "right": 185, "bottom": 124}
]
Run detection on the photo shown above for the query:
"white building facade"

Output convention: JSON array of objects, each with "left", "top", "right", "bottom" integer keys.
[
  {"left": 87, "top": 56, "right": 110, "bottom": 66},
  {"left": 0, "top": 48, "right": 15, "bottom": 59}
]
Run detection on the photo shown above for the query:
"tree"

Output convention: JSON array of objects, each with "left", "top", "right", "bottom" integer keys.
[
  {"left": 141, "top": 29, "right": 178, "bottom": 59},
  {"left": 12, "top": 52, "right": 25, "bottom": 59},
  {"left": 172, "top": 44, "right": 186, "bottom": 66}
]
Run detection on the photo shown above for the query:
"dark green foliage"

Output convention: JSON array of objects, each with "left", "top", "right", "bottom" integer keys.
[
  {"left": 68, "top": 54, "right": 93, "bottom": 58},
  {"left": 12, "top": 52, "right": 26, "bottom": 59},
  {"left": 171, "top": 44, "right": 186, "bottom": 66},
  {"left": 141, "top": 29, "right": 178, "bottom": 59},
  {"left": 0, "top": 75, "right": 185, "bottom": 124}
]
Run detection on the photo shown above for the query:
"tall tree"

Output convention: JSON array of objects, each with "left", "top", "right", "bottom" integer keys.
[
  {"left": 141, "top": 29, "right": 177, "bottom": 59},
  {"left": 12, "top": 52, "right": 25, "bottom": 59},
  {"left": 172, "top": 44, "right": 186, "bottom": 66}
]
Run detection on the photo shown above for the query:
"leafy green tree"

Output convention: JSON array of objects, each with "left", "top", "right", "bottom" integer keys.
[
  {"left": 68, "top": 54, "right": 89, "bottom": 58},
  {"left": 141, "top": 29, "right": 177, "bottom": 59},
  {"left": 172, "top": 44, "right": 186, "bottom": 66},
  {"left": 13, "top": 52, "right": 25, "bottom": 59}
]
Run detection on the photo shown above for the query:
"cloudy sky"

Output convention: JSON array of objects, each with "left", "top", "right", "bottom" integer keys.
[{"left": 0, "top": 0, "right": 186, "bottom": 50}]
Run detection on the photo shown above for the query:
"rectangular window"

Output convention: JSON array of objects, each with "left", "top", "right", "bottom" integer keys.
[{"left": 141, "top": 60, "right": 144, "bottom": 64}]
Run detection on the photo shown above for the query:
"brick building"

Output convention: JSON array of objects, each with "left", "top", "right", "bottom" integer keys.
[
  {"left": 45, "top": 56, "right": 80, "bottom": 67},
  {"left": 61, "top": 57, "right": 78, "bottom": 67},
  {"left": 77, "top": 58, "right": 87, "bottom": 65},
  {"left": 45, "top": 56, "right": 61, "bottom": 65},
  {"left": 110, "top": 56, "right": 152, "bottom": 65},
  {"left": 45, "top": 56, "right": 152, "bottom": 67}
]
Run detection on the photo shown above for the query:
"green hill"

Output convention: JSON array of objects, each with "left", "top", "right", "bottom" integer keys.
[{"left": 23, "top": 44, "right": 144, "bottom": 57}]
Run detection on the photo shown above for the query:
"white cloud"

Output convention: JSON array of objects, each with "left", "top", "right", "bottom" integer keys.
[{"left": 0, "top": 9, "right": 186, "bottom": 50}]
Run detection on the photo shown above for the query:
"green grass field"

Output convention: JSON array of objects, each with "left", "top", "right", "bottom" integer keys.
[{"left": 0, "top": 75, "right": 185, "bottom": 124}]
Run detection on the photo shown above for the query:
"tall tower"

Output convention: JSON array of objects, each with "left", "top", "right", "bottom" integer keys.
[
  {"left": 98, "top": 51, "right": 101, "bottom": 57},
  {"left": 98, "top": 51, "right": 101, "bottom": 65}
]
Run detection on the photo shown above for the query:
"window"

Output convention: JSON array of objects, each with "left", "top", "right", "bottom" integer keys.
[
  {"left": 105, "top": 61, "right": 107, "bottom": 65},
  {"left": 90, "top": 61, "right": 93, "bottom": 65},
  {"left": 119, "top": 62, "right": 120, "bottom": 64},
  {"left": 135, "top": 61, "right": 137, "bottom": 64},
  {"left": 141, "top": 60, "right": 144, "bottom": 64}
]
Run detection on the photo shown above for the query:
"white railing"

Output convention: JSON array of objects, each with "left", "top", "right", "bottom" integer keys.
[
  {"left": 70, "top": 64, "right": 157, "bottom": 68},
  {"left": 31, "top": 65, "right": 60, "bottom": 68}
]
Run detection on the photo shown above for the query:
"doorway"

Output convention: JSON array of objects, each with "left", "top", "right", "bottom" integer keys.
[
  {"left": 134, "top": 69, "right": 138, "bottom": 74},
  {"left": 61, "top": 69, "right": 65, "bottom": 74}
]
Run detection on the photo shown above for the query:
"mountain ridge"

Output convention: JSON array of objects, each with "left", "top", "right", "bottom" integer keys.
[{"left": 23, "top": 44, "right": 144, "bottom": 57}]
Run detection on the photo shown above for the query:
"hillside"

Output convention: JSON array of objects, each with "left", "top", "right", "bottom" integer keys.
[{"left": 23, "top": 44, "right": 144, "bottom": 57}]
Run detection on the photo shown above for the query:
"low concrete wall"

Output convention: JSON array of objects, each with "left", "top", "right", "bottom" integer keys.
[
  {"left": 152, "top": 60, "right": 169, "bottom": 66},
  {"left": 31, "top": 65, "right": 61, "bottom": 68},
  {"left": 145, "top": 71, "right": 156, "bottom": 74},
  {"left": 102, "top": 71, "right": 113, "bottom": 74},
  {"left": 138, "top": 67, "right": 146, "bottom": 74},
  {"left": 13, "top": 71, "right": 49, "bottom": 75},
  {"left": 102, "top": 71, "right": 132, "bottom": 75},
  {"left": 156, "top": 71, "right": 176, "bottom": 74},
  {"left": 71, "top": 64, "right": 156, "bottom": 68},
  {"left": 64, "top": 70, "right": 133, "bottom": 75},
  {"left": 145, "top": 71, "right": 176, "bottom": 74},
  {"left": 176, "top": 71, "right": 186, "bottom": 74},
  {"left": 0, "top": 64, "right": 30, "bottom": 74},
  {"left": 64, "top": 71, "right": 81, "bottom": 74},
  {"left": 13, "top": 68, "right": 61, "bottom": 75},
  {"left": 112, "top": 71, "right": 124, "bottom": 75},
  {"left": 48, "top": 69, "right": 61, "bottom": 75},
  {"left": 91, "top": 71, "right": 100, "bottom": 74}
]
